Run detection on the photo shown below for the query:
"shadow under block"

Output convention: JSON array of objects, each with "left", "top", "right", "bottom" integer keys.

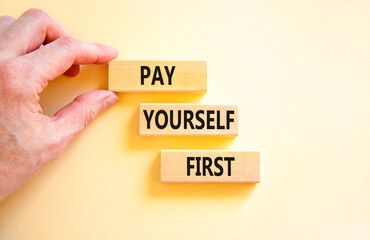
[
  {"left": 108, "top": 60, "right": 207, "bottom": 92},
  {"left": 139, "top": 104, "right": 238, "bottom": 136},
  {"left": 161, "top": 150, "right": 260, "bottom": 183}
]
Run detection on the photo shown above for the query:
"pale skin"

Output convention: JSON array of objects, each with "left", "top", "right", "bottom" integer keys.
[{"left": 0, "top": 9, "right": 119, "bottom": 201}]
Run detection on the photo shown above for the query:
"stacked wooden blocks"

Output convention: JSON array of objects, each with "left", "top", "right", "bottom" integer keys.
[{"left": 109, "top": 61, "right": 260, "bottom": 183}]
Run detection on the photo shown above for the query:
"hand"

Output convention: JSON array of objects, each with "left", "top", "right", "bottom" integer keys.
[{"left": 0, "top": 9, "right": 119, "bottom": 201}]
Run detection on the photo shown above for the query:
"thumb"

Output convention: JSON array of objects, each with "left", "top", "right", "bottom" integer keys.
[{"left": 53, "top": 90, "right": 118, "bottom": 140}]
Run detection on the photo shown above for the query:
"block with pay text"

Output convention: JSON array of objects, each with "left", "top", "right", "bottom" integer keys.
[{"left": 109, "top": 60, "right": 207, "bottom": 92}]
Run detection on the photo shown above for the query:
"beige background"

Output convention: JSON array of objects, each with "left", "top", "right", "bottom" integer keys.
[{"left": 0, "top": 0, "right": 369, "bottom": 239}]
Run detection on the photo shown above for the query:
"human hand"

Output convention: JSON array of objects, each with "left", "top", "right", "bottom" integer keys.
[{"left": 0, "top": 9, "right": 119, "bottom": 201}]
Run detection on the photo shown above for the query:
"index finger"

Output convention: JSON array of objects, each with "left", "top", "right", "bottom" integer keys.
[
  {"left": 0, "top": 16, "right": 15, "bottom": 33},
  {"left": 21, "top": 36, "right": 118, "bottom": 93},
  {"left": 0, "top": 8, "right": 70, "bottom": 59}
]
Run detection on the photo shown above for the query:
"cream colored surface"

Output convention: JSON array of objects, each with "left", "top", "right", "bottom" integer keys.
[{"left": 0, "top": 0, "right": 369, "bottom": 239}]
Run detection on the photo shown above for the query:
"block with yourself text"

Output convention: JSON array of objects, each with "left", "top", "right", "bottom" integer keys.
[{"left": 139, "top": 104, "right": 238, "bottom": 136}]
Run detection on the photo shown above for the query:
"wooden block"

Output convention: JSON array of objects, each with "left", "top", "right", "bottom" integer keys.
[
  {"left": 161, "top": 150, "right": 260, "bottom": 183},
  {"left": 139, "top": 104, "right": 238, "bottom": 136},
  {"left": 109, "top": 60, "right": 207, "bottom": 92}
]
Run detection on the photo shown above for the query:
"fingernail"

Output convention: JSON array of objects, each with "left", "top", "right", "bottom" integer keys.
[
  {"left": 106, "top": 45, "right": 118, "bottom": 54},
  {"left": 103, "top": 93, "right": 119, "bottom": 108}
]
